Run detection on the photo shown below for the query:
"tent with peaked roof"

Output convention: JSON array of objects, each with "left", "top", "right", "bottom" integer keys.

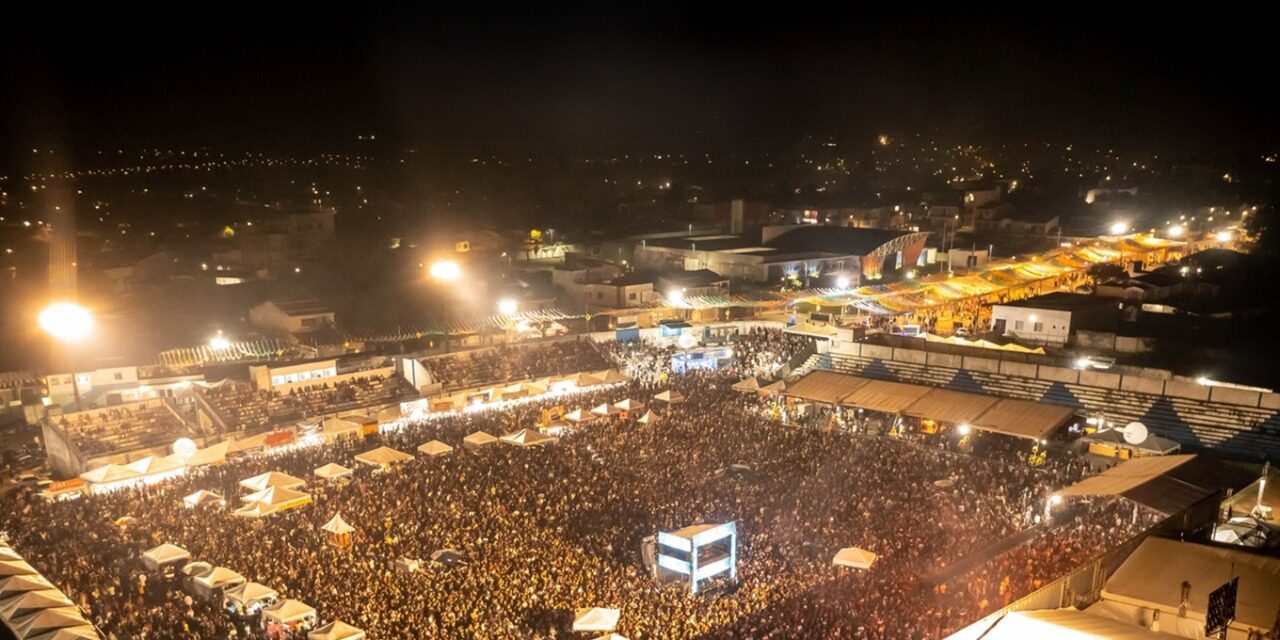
[
  {"left": 462, "top": 431, "right": 498, "bottom": 449},
  {"left": 239, "top": 487, "right": 312, "bottom": 511},
  {"left": 0, "top": 575, "right": 57, "bottom": 598},
  {"left": 564, "top": 409, "right": 594, "bottom": 423},
  {"left": 313, "top": 463, "right": 354, "bottom": 480},
  {"left": 320, "top": 417, "right": 364, "bottom": 443},
  {"left": 233, "top": 502, "right": 276, "bottom": 519},
  {"left": 572, "top": 607, "right": 621, "bottom": 632},
  {"left": 26, "top": 624, "right": 101, "bottom": 640},
  {"left": 732, "top": 377, "right": 762, "bottom": 393},
  {"left": 322, "top": 514, "right": 356, "bottom": 536},
  {"left": 612, "top": 399, "right": 645, "bottom": 413},
  {"left": 125, "top": 455, "right": 185, "bottom": 476},
  {"left": 183, "top": 490, "right": 225, "bottom": 509},
  {"left": 191, "top": 567, "right": 245, "bottom": 592},
  {"left": 184, "top": 440, "right": 230, "bottom": 467},
  {"left": 0, "top": 589, "right": 72, "bottom": 620},
  {"left": 308, "top": 620, "right": 367, "bottom": 640},
  {"left": 262, "top": 598, "right": 316, "bottom": 624},
  {"left": 225, "top": 582, "right": 279, "bottom": 609},
  {"left": 591, "top": 403, "right": 621, "bottom": 417},
  {"left": 142, "top": 544, "right": 191, "bottom": 571},
  {"left": 575, "top": 372, "right": 604, "bottom": 387},
  {"left": 354, "top": 446, "right": 414, "bottom": 468},
  {"left": 501, "top": 429, "right": 557, "bottom": 448},
  {"left": 654, "top": 389, "right": 684, "bottom": 404},
  {"left": 417, "top": 440, "right": 454, "bottom": 457},
  {"left": 637, "top": 410, "right": 661, "bottom": 425},
  {"left": 593, "top": 635, "right": 629, "bottom": 640},
  {"left": 0, "top": 559, "right": 37, "bottom": 577},
  {"left": 79, "top": 463, "right": 141, "bottom": 485},
  {"left": 9, "top": 606, "right": 89, "bottom": 639},
  {"left": 524, "top": 380, "right": 550, "bottom": 395},
  {"left": 759, "top": 379, "right": 787, "bottom": 395},
  {"left": 832, "top": 547, "right": 877, "bottom": 569},
  {"left": 600, "top": 369, "right": 629, "bottom": 384},
  {"left": 239, "top": 471, "right": 306, "bottom": 492}
]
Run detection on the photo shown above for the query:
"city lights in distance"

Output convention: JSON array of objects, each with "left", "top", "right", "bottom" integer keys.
[
  {"left": 39, "top": 302, "right": 94, "bottom": 343},
  {"left": 429, "top": 260, "right": 461, "bottom": 281}
]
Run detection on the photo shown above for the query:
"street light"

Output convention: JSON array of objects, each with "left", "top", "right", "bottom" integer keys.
[
  {"left": 498, "top": 298, "right": 518, "bottom": 315},
  {"left": 835, "top": 275, "right": 851, "bottom": 290},
  {"left": 958, "top": 424, "right": 971, "bottom": 436},
  {"left": 667, "top": 289, "right": 685, "bottom": 305},
  {"left": 209, "top": 332, "right": 231, "bottom": 351},
  {"left": 38, "top": 302, "right": 93, "bottom": 343},
  {"left": 1109, "top": 221, "right": 1128, "bottom": 235},
  {"left": 1216, "top": 230, "right": 1232, "bottom": 243},
  {"left": 1167, "top": 224, "right": 1184, "bottom": 238},
  {"left": 428, "top": 260, "right": 461, "bottom": 282}
]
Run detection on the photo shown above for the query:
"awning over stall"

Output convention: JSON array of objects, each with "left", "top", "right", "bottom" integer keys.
[
  {"left": 903, "top": 389, "right": 998, "bottom": 426},
  {"left": 842, "top": 380, "right": 926, "bottom": 415},
  {"left": 969, "top": 398, "right": 1076, "bottom": 441}
]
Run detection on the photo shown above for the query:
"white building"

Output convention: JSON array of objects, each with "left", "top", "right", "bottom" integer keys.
[{"left": 248, "top": 299, "right": 335, "bottom": 335}]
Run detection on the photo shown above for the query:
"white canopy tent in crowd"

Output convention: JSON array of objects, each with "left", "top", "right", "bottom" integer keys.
[
  {"left": 731, "top": 377, "right": 762, "bottom": 393},
  {"left": 600, "top": 369, "right": 629, "bottom": 384},
  {"left": 321, "top": 514, "right": 357, "bottom": 536},
  {"left": 501, "top": 429, "right": 558, "bottom": 448},
  {"left": 832, "top": 547, "right": 878, "bottom": 570},
  {"left": 320, "top": 417, "right": 363, "bottom": 442},
  {"left": 637, "top": 410, "right": 661, "bottom": 425},
  {"left": 235, "top": 487, "right": 313, "bottom": 518},
  {"left": 183, "top": 490, "right": 225, "bottom": 509},
  {"left": 572, "top": 607, "right": 621, "bottom": 632},
  {"left": 191, "top": 567, "right": 246, "bottom": 593},
  {"left": 612, "top": 399, "right": 645, "bottom": 413},
  {"left": 353, "top": 446, "right": 414, "bottom": 468},
  {"left": 654, "top": 389, "right": 684, "bottom": 405},
  {"left": 224, "top": 582, "right": 279, "bottom": 609},
  {"left": 142, "top": 544, "right": 191, "bottom": 571},
  {"left": 417, "top": 440, "right": 454, "bottom": 457},
  {"left": 313, "top": 463, "right": 354, "bottom": 481},
  {"left": 308, "top": 620, "right": 367, "bottom": 640},
  {"left": 564, "top": 409, "right": 594, "bottom": 423},
  {"left": 262, "top": 599, "right": 317, "bottom": 625},
  {"left": 591, "top": 403, "right": 621, "bottom": 417},
  {"left": 592, "top": 635, "right": 629, "bottom": 640},
  {"left": 462, "top": 431, "right": 499, "bottom": 449},
  {"left": 239, "top": 471, "right": 307, "bottom": 492}
]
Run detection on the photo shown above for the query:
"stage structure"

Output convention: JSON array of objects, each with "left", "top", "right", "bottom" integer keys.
[{"left": 656, "top": 522, "right": 737, "bottom": 594}]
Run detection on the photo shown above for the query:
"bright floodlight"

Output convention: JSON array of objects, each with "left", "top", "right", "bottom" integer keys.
[
  {"left": 958, "top": 424, "right": 971, "bottom": 436},
  {"left": 1216, "top": 230, "right": 1232, "bottom": 243},
  {"left": 429, "top": 260, "right": 461, "bottom": 281},
  {"left": 835, "top": 275, "right": 851, "bottom": 289},
  {"left": 498, "top": 298, "right": 518, "bottom": 315},
  {"left": 1167, "top": 224, "right": 1184, "bottom": 238},
  {"left": 667, "top": 289, "right": 684, "bottom": 305},
  {"left": 209, "top": 334, "right": 232, "bottom": 351},
  {"left": 38, "top": 302, "right": 93, "bottom": 343},
  {"left": 1109, "top": 222, "right": 1128, "bottom": 235}
]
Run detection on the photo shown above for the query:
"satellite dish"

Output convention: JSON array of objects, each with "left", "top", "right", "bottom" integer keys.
[
  {"left": 1122, "top": 422, "right": 1148, "bottom": 445},
  {"left": 173, "top": 437, "right": 198, "bottom": 461}
]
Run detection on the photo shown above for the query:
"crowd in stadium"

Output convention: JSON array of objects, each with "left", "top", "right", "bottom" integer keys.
[
  {"left": 0, "top": 330, "right": 1162, "bottom": 639},
  {"left": 421, "top": 338, "right": 610, "bottom": 391}
]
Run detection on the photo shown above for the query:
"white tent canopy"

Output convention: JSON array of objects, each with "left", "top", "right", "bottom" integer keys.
[
  {"left": 593, "top": 635, "right": 629, "bottom": 640},
  {"left": 353, "top": 446, "right": 414, "bottom": 467},
  {"left": 192, "top": 567, "right": 245, "bottom": 591},
  {"left": 322, "top": 514, "right": 356, "bottom": 536},
  {"left": 731, "top": 377, "right": 761, "bottom": 393},
  {"left": 79, "top": 464, "right": 140, "bottom": 485},
  {"left": 308, "top": 620, "right": 367, "bottom": 640},
  {"left": 313, "top": 463, "right": 354, "bottom": 480},
  {"left": 462, "top": 431, "right": 498, "bottom": 449},
  {"left": 224, "top": 582, "right": 279, "bottom": 607},
  {"left": 564, "top": 409, "right": 593, "bottom": 423},
  {"left": 184, "top": 440, "right": 230, "bottom": 467},
  {"left": 500, "top": 429, "right": 557, "bottom": 448},
  {"left": 417, "top": 440, "right": 454, "bottom": 457},
  {"left": 637, "top": 410, "right": 661, "bottom": 425},
  {"left": 981, "top": 608, "right": 1184, "bottom": 640},
  {"left": 612, "top": 399, "right": 644, "bottom": 412},
  {"left": 124, "top": 455, "right": 185, "bottom": 476},
  {"left": 572, "top": 607, "right": 621, "bottom": 632},
  {"left": 600, "top": 369, "right": 629, "bottom": 384},
  {"left": 142, "top": 543, "right": 191, "bottom": 570},
  {"left": 183, "top": 490, "right": 225, "bottom": 508},
  {"left": 239, "top": 471, "right": 306, "bottom": 492},
  {"left": 262, "top": 598, "right": 316, "bottom": 624},
  {"left": 321, "top": 417, "right": 363, "bottom": 441},
  {"left": 591, "top": 403, "right": 621, "bottom": 417},
  {"left": 832, "top": 547, "right": 877, "bottom": 570},
  {"left": 654, "top": 389, "right": 684, "bottom": 404}
]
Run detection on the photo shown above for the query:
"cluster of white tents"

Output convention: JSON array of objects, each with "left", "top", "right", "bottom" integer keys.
[
  {"left": 78, "top": 441, "right": 232, "bottom": 494},
  {"left": 234, "top": 471, "right": 313, "bottom": 518},
  {"left": 420, "top": 368, "right": 632, "bottom": 414},
  {"left": 1, "top": 542, "right": 100, "bottom": 639},
  {"left": 143, "top": 542, "right": 363, "bottom": 639}
]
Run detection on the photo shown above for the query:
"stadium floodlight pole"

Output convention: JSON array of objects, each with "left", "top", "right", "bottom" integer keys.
[{"left": 38, "top": 301, "right": 94, "bottom": 411}]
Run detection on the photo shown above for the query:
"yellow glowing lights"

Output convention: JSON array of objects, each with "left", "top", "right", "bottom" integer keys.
[
  {"left": 429, "top": 260, "right": 461, "bottom": 281},
  {"left": 39, "top": 302, "right": 93, "bottom": 343}
]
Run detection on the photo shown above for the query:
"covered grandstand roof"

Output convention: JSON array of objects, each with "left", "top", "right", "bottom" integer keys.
[
  {"left": 779, "top": 371, "right": 869, "bottom": 404},
  {"left": 842, "top": 380, "right": 926, "bottom": 414},
  {"left": 979, "top": 608, "right": 1184, "bottom": 640},
  {"left": 969, "top": 398, "right": 1076, "bottom": 441},
  {"left": 902, "top": 388, "right": 998, "bottom": 425},
  {"left": 1055, "top": 454, "right": 1254, "bottom": 515}
]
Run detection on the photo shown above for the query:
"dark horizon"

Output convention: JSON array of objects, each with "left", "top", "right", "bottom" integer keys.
[{"left": 3, "top": 7, "right": 1278, "bottom": 165}]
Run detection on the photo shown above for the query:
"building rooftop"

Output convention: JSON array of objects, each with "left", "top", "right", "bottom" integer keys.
[{"left": 764, "top": 226, "right": 914, "bottom": 257}]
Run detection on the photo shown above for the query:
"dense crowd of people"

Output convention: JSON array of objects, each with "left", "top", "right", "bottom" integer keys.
[
  {"left": 422, "top": 339, "right": 610, "bottom": 391},
  {"left": 1, "top": 331, "right": 1162, "bottom": 640}
]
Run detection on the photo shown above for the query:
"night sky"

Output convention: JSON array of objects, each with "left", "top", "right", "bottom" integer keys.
[{"left": 2, "top": 7, "right": 1277, "bottom": 163}]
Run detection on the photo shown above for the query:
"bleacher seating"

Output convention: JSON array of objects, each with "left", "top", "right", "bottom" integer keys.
[
  {"left": 54, "top": 400, "right": 189, "bottom": 458},
  {"left": 199, "top": 372, "right": 418, "bottom": 431},
  {"left": 422, "top": 339, "right": 609, "bottom": 391}
]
